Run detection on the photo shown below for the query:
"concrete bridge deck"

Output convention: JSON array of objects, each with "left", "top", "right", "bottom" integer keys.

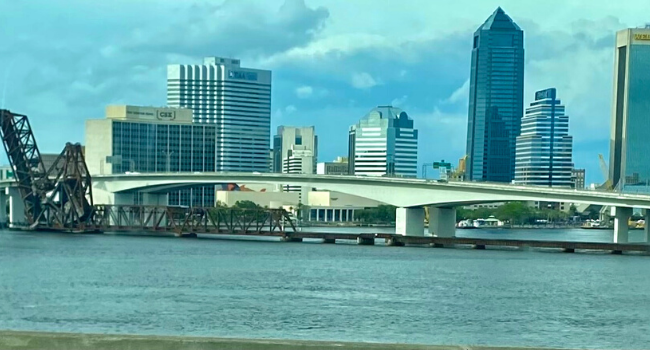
[
  {"left": 102, "top": 229, "right": 648, "bottom": 255},
  {"left": 0, "top": 330, "right": 575, "bottom": 350}
]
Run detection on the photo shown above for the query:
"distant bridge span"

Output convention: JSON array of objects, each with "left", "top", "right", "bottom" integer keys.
[
  {"left": 3, "top": 172, "right": 650, "bottom": 242},
  {"left": 89, "top": 172, "right": 650, "bottom": 209}
]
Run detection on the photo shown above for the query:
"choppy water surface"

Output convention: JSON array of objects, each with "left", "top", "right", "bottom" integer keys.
[{"left": 1, "top": 228, "right": 649, "bottom": 349}]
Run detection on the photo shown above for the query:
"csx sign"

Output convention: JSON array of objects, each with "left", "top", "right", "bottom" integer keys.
[
  {"left": 634, "top": 33, "right": 650, "bottom": 41},
  {"left": 157, "top": 111, "right": 176, "bottom": 121}
]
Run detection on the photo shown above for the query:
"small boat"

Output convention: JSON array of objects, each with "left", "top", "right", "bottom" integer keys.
[
  {"left": 581, "top": 220, "right": 610, "bottom": 229},
  {"left": 457, "top": 219, "right": 477, "bottom": 229}
]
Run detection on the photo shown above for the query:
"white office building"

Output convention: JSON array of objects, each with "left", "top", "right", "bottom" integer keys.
[
  {"left": 349, "top": 106, "right": 418, "bottom": 177},
  {"left": 272, "top": 126, "right": 317, "bottom": 195},
  {"left": 317, "top": 157, "right": 349, "bottom": 175},
  {"left": 514, "top": 88, "right": 574, "bottom": 187},
  {"left": 167, "top": 57, "right": 271, "bottom": 172}
]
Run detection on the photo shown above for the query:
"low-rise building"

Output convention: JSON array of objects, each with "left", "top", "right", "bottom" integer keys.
[
  {"left": 317, "top": 157, "right": 349, "bottom": 175},
  {"left": 85, "top": 105, "right": 216, "bottom": 206},
  {"left": 571, "top": 169, "right": 585, "bottom": 189}
]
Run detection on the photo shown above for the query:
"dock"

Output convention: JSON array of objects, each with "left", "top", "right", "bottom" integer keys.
[{"left": 166, "top": 229, "right": 650, "bottom": 255}]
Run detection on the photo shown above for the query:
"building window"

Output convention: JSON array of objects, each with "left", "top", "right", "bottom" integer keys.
[{"left": 295, "top": 135, "right": 302, "bottom": 145}]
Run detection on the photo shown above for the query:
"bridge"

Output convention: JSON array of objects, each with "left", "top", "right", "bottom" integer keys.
[
  {"left": 1, "top": 107, "right": 650, "bottom": 246},
  {"left": 79, "top": 172, "right": 650, "bottom": 243}
]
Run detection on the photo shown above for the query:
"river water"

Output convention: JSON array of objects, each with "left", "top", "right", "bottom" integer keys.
[{"left": 1, "top": 228, "right": 649, "bottom": 349}]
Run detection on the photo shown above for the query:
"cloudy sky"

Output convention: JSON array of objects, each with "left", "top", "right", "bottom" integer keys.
[{"left": 0, "top": 0, "right": 646, "bottom": 184}]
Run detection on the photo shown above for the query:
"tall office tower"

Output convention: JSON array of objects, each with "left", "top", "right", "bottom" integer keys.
[
  {"left": 85, "top": 105, "right": 216, "bottom": 206},
  {"left": 465, "top": 7, "right": 525, "bottom": 182},
  {"left": 350, "top": 106, "right": 418, "bottom": 177},
  {"left": 514, "top": 88, "right": 574, "bottom": 187},
  {"left": 167, "top": 56, "right": 271, "bottom": 172},
  {"left": 609, "top": 27, "right": 650, "bottom": 192},
  {"left": 272, "top": 126, "right": 317, "bottom": 196}
]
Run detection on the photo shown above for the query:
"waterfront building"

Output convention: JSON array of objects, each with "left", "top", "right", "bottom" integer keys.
[
  {"left": 514, "top": 88, "right": 574, "bottom": 187},
  {"left": 272, "top": 126, "right": 317, "bottom": 196},
  {"left": 85, "top": 105, "right": 216, "bottom": 206},
  {"left": 317, "top": 157, "right": 349, "bottom": 175},
  {"left": 609, "top": 27, "right": 650, "bottom": 193},
  {"left": 465, "top": 7, "right": 525, "bottom": 182},
  {"left": 167, "top": 56, "right": 271, "bottom": 172},
  {"left": 349, "top": 106, "right": 418, "bottom": 177}
]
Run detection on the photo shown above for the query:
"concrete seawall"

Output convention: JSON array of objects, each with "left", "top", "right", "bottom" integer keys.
[{"left": 0, "top": 330, "right": 571, "bottom": 350}]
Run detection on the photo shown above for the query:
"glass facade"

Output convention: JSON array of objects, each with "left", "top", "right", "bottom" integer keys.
[
  {"left": 351, "top": 106, "right": 418, "bottom": 177},
  {"left": 466, "top": 7, "right": 524, "bottom": 182},
  {"left": 514, "top": 88, "right": 574, "bottom": 187},
  {"left": 610, "top": 30, "right": 650, "bottom": 193},
  {"left": 167, "top": 57, "right": 271, "bottom": 172},
  {"left": 111, "top": 121, "right": 217, "bottom": 206}
]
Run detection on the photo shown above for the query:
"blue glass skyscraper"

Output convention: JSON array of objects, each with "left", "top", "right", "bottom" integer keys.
[
  {"left": 465, "top": 7, "right": 524, "bottom": 182},
  {"left": 609, "top": 28, "right": 650, "bottom": 193}
]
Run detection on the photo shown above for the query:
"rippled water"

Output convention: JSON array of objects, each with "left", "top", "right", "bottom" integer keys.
[{"left": 1, "top": 228, "right": 649, "bottom": 349}]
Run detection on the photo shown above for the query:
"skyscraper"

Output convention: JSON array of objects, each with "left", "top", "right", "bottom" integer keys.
[
  {"left": 465, "top": 7, "right": 524, "bottom": 182},
  {"left": 514, "top": 88, "right": 574, "bottom": 187},
  {"left": 167, "top": 57, "right": 271, "bottom": 172},
  {"left": 272, "top": 126, "right": 317, "bottom": 195},
  {"left": 609, "top": 27, "right": 650, "bottom": 192},
  {"left": 349, "top": 106, "right": 418, "bottom": 177}
]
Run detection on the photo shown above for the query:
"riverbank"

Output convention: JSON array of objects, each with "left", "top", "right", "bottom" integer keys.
[{"left": 0, "top": 330, "right": 573, "bottom": 350}]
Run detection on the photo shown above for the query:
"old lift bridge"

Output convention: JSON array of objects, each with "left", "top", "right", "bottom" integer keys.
[{"left": 0, "top": 109, "right": 295, "bottom": 235}]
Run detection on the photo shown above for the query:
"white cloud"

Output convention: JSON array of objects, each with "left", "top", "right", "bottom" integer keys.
[
  {"left": 444, "top": 79, "right": 470, "bottom": 104},
  {"left": 285, "top": 104, "right": 297, "bottom": 114},
  {"left": 351, "top": 72, "right": 379, "bottom": 89},
  {"left": 295, "top": 85, "right": 313, "bottom": 98},
  {"left": 391, "top": 95, "right": 408, "bottom": 107}
]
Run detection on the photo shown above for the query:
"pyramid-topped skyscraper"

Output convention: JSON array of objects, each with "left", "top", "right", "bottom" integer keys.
[{"left": 465, "top": 7, "right": 524, "bottom": 182}]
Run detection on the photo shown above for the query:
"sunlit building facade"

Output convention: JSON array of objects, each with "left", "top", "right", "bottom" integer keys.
[
  {"left": 514, "top": 88, "right": 573, "bottom": 187},
  {"left": 609, "top": 27, "right": 650, "bottom": 193}
]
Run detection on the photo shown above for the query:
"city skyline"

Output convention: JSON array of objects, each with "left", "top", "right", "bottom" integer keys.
[{"left": 0, "top": 0, "right": 648, "bottom": 185}]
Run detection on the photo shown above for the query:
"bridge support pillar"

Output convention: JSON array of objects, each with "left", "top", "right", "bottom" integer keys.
[
  {"left": 395, "top": 207, "right": 425, "bottom": 236},
  {"left": 0, "top": 189, "right": 7, "bottom": 226},
  {"left": 143, "top": 193, "right": 169, "bottom": 228},
  {"left": 7, "top": 187, "right": 25, "bottom": 228},
  {"left": 357, "top": 237, "right": 375, "bottom": 245},
  {"left": 612, "top": 206, "right": 632, "bottom": 243},
  {"left": 142, "top": 193, "right": 169, "bottom": 206},
  {"left": 643, "top": 209, "right": 650, "bottom": 244},
  {"left": 428, "top": 206, "right": 456, "bottom": 237}
]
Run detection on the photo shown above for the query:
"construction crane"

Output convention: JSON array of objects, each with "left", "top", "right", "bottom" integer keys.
[
  {"left": 596, "top": 154, "right": 612, "bottom": 222},
  {"left": 598, "top": 154, "right": 612, "bottom": 190},
  {"left": 0, "top": 109, "right": 94, "bottom": 230}
]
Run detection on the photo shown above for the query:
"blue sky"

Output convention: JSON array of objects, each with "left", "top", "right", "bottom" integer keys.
[{"left": 0, "top": 0, "right": 646, "bottom": 185}]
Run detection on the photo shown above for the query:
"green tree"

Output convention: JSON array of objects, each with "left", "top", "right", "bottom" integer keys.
[
  {"left": 233, "top": 200, "right": 261, "bottom": 209},
  {"left": 496, "top": 202, "right": 532, "bottom": 225}
]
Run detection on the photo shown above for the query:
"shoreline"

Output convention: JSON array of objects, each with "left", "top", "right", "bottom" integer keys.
[{"left": 0, "top": 330, "right": 575, "bottom": 350}]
